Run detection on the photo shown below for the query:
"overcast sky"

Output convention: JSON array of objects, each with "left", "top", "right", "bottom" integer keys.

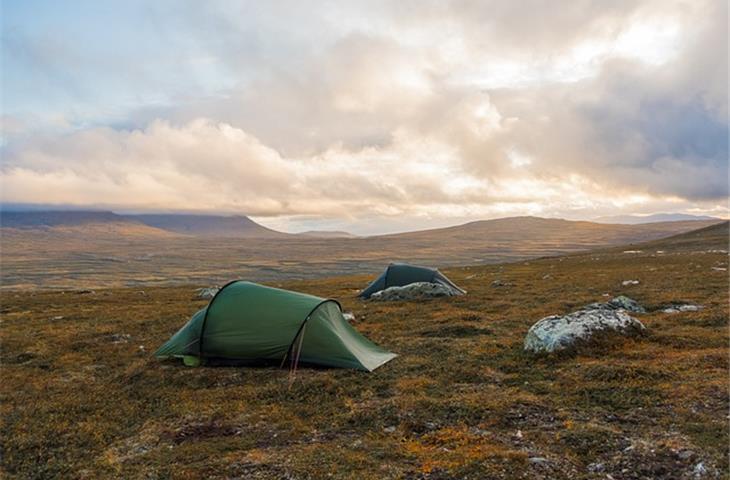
[{"left": 1, "top": 0, "right": 727, "bottom": 234}]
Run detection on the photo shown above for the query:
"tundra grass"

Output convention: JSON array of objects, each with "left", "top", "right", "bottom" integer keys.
[{"left": 1, "top": 234, "right": 728, "bottom": 479}]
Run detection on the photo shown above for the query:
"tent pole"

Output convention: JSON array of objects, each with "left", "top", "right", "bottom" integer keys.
[{"left": 288, "top": 323, "right": 307, "bottom": 389}]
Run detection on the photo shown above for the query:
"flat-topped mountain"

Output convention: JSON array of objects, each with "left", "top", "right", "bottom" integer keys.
[
  {"left": 1, "top": 210, "right": 131, "bottom": 228},
  {"left": 126, "top": 214, "right": 288, "bottom": 238},
  {"left": 0, "top": 210, "right": 174, "bottom": 237},
  {"left": 0, "top": 211, "right": 360, "bottom": 239}
]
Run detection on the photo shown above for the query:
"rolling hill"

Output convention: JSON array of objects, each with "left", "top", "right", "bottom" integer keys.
[
  {"left": 593, "top": 213, "right": 721, "bottom": 224},
  {"left": 0, "top": 213, "right": 722, "bottom": 290},
  {"left": 370, "top": 216, "right": 722, "bottom": 256},
  {"left": 624, "top": 220, "right": 729, "bottom": 252}
]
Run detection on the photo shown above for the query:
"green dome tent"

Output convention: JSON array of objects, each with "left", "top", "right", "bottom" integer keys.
[
  {"left": 359, "top": 263, "right": 465, "bottom": 299},
  {"left": 155, "top": 281, "right": 396, "bottom": 371}
]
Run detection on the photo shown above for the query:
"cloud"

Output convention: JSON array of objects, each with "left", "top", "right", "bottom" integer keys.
[
  {"left": 0, "top": 0, "right": 727, "bottom": 232},
  {"left": 2, "top": 117, "right": 723, "bottom": 230},
  {"left": 0, "top": 119, "right": 492, "bottom": 215}
]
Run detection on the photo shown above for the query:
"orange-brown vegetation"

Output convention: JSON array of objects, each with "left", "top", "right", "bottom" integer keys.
[{"left": 1, "top": 222, "right": 728, "bottom": 478}]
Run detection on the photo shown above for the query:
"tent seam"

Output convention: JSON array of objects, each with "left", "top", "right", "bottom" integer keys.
[{"left": 197, "top": 279, "right": 240, "bottom": 358}]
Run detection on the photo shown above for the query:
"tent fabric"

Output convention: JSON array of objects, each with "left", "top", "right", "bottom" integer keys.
[
  {"left": 155, "top": 281, "right": 396, "bottom": 371},
  {"left": 359, "top": 263, "right": 466, "bottom": 299}
]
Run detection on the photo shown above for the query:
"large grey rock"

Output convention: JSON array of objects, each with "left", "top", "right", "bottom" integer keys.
[
  {"left": 524, "top": 309, "right": 646, "bottom": 353},
  {"left": 369, "top": 282, "right": 461, "bottom": 301}
]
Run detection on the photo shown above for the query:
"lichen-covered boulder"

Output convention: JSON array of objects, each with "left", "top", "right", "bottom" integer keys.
[
  {"left": 524, "top": 309, "right": 646, "bottom": 353},
  {"left": 369, "top": 282, "right": 461, "bottom": 301}
]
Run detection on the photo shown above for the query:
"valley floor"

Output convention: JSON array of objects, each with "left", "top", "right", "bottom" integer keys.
[{"left": 1, "top": 230, "right": 729, "bottom": 479}]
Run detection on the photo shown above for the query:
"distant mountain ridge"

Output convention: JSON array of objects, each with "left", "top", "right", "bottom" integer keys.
[
  {"left": 0, "top": 210, "right": 176, "bottom": 238},
  {"left": 295, "top": 230, "right": 358, "bottom": 239},
  {"left": 1, "top": 212, "right": 723, "bottom": 289},
  {"left": 1, "top": 210, "right": 133, "bottom": 227},
  {"left": 593, "top": 213, "right": 720, "bottom": 224},
  {"left": 127, "top": 214, "right": 287, "bottom": 238},
  {"left": 0, "top": 210, "right": 359, "bottom": 239},
  {"left": 0, "top": 210, "right": 721, "bottom": 243},
  {"left": 369, "top": 215, "right": 723, "bottom": 251}
]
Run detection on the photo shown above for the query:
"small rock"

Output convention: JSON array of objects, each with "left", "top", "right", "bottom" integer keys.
[
  {"left": 586, "top": 296, "right": 644, "bottom": 313},
  {"left": 621, "top": 280, "right": 640, "bottom": 286},
  {"left": 196, "top": 287, "right": 219, "bottom": 299},
  {"left": 693, "top": 462, "right": 707, "bottom": 478},
  {"left": 678, "top": 450, "right": 694, "bottom": 460},
  {"left": 587, "top": 462, "right": 605, "bottom": 472},
  {"left": 711, "top": 267, "right": 727, "bottom": 271},
  {"left": 663, "top": 304, "right": 703, "bottom": 313},
  {"left": 491, "top": 279, "right": 512, "bottom": 287},
  {"left": 110, "top": 333, "right": 131, "bottom": 344},
  {"left": 342, "top": 312, "right": 356, "bottom": 322},
  {"left": 51, "top": 315, "right": 64, "bottom": 321},
  {"left": 679, "top": 304, "right": 702, "bottom": 312},
  {"left": 607, "top": 295, "right": 646, "bottom": 313},
  {"left": 383, "top": 426, "right": 396, "bottom": 433},
  {"left": 542, "top": 274, "right": 552, "bottom": 280},
  {"left": 528, "top": 457, "right": 549, "bottom": 465},
  {"left": 515, "top": 430, "right": 523, "bottom": 439}
]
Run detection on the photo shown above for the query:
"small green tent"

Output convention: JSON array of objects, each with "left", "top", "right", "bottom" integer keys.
[
  {"left": 155, "top": 281, "right": 396, "bottom": 371},
  {"left": 359, "top": 263, "right": 465, "bottom": 299}
]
